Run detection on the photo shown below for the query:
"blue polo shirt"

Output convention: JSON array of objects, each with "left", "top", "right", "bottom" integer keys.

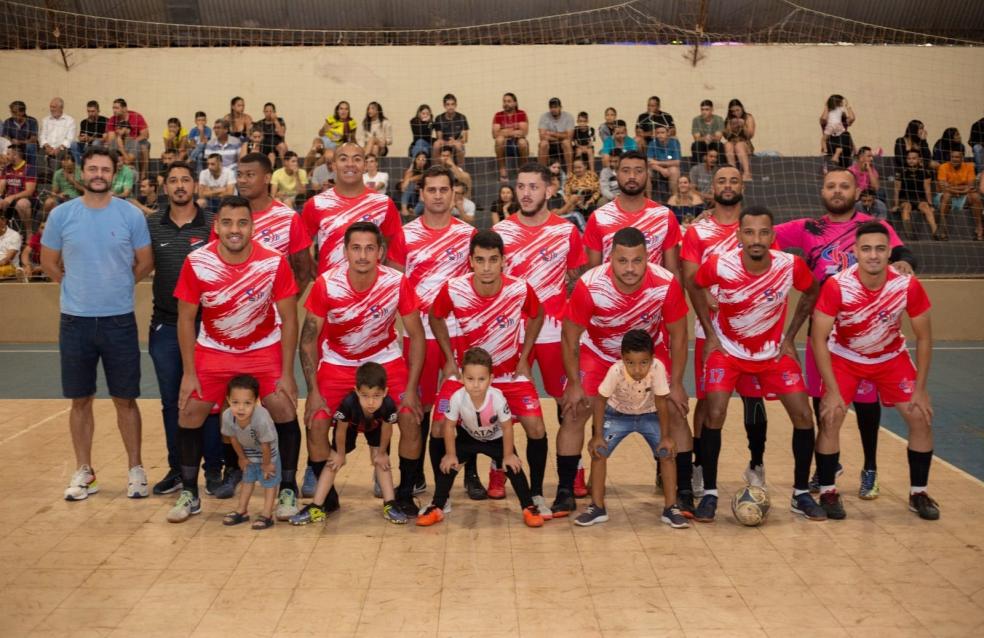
[
  {"left": 42, "top": 196, "right": 150, "bottom": 317},
  {"left": 647, "top": 138, "right": 681, "bottom": 162}
]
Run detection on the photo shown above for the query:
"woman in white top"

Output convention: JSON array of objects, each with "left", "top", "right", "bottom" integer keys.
[{"left": 358, "top": 101, "right": 393, "bottom": 158}]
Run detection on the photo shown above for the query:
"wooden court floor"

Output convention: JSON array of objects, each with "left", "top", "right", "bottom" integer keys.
[{"left": 1, "top": 397, "right": 982, "bottom": 637}]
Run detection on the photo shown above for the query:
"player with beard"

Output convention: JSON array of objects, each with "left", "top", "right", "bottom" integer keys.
[
  {"left": 681, "top": 166, "right": 772, "bottom": 508},
  {"left": 692, "top": 206, "right": 825, "bottom": 522},
  {"left": 489, "top": 162, "right": 585, "bottom": 503},
  {"left": 771, "top": 169, "right": 915, "bottom": 499}
]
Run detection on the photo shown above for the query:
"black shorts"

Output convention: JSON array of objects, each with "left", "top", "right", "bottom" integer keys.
[
  {"left": 331, "top": 424, "right": 382, "bottom": 453},
  {"left": 450, "top": 429, "right": 505, "bottom": 466}
]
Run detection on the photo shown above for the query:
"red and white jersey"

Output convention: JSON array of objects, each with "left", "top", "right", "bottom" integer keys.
[
  {"left": 815, "top": 264, "right": 931, "bottom": 364},
  {"left": 174, "top": 241, "right": 298, "bottom": 353},
  {"left": 304, "top": 265, "right": 419, "bottom": 366},
  {"left": 696, "top": 249, "right": 814, "bottom": 361},
  {"left": 208, "top": 199, "right": 311, "bottom": 258},
  {"left": 565, "top": 263, "right": 689, "bottom": 364},
  {"left": 301, "top": 187, "right": 407, "bottom": 274},
  {"left": 494, "top": 214, "right": 586, "bottom": 320},
  {"left": 403, "top": 216, "right": 475, "bottom": 338},
  {"left": 583, "top": 198, "right": 681, "bottom": 265},
  {"left": 431, "top": 274, "right": 540, "bottom": 378}
]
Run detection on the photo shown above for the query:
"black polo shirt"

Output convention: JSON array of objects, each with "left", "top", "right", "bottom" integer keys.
[{"left": 147, "top": 205, "right": 213, "bottom": 325}]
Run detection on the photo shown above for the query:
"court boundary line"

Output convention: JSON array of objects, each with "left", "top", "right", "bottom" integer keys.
[{"left": 0, "top": 406, "right": 70, "bottom": 447}]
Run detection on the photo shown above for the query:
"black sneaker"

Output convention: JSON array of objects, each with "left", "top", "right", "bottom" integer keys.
[
  {"left": 212, "top": 467, "right": 241, "bottom": 499},
  {"left": 694, "top": 494, "right": 718, "bottom": 523},
  {"left": 819, "top": 491, "right": 847, "bottom": 520},
  {"left": 204, "top": 469, "right": 223, "bottom": 496},
  {"left": 152, "top": 468, "right": 183, "bottom": 496},
  {"left": 395, "top": 496, "right": 420, "bottom": 518},
  {"left": 464, "top": 472, "right": 488, "bottom": 501},
  {"left": 324, "top": 486, "right": 341, "bottom": 514},
  {"left": 677, "top": 489, "right": 695, "bottom": 519},
  {"left": 550, "top": 489, "right": 576, "bottom": 518},
  {"left": 791, "top": 492, "right": 828, "bottom": 521},
  {"left": 908, "top": 492, "right": 940, "bottom": 521}
]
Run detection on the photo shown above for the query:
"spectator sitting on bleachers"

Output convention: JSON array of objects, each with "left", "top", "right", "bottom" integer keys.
[
  {"left": 73, "top": 100, "right": 107, "bottom": 163},
  {"left": 196, "top": 152, "right": 235, "bottom": 213},
  {"left": 438, "top": 146, "right": 472, "bottom": 195},
  {"left": 358, "top": 101, "right": 392, "bottom": 159},
  {"left": 646, "top": 124, "right": 682, "bottom": 196},
  {"left": 820, "top": 94, "right": 854, "bottom": 168},
  {"left": 492, "top": 92, "right": 529, "bottom": 183},
  {"left": 451, "top": 183, "right": 476, "bottom": 225},
  {"left": 0, "top": 145, "right": 37, "bottom": 235},
  {"left": 894, "top": 119, "right": 934, "bottom": 171},
  {"left": 409, "top": 104, "right": 434, "bottom": 158},
  {"left": 270, "top": 151, "right": 308, "bottom": 211},
  {"left": 598, "top": 107, "right": 618, "bottom": 143},
  {"left": 635, "top": 96, "right": 675, "bottom": 153},
  {"left": 156, "top": 149, "right": 177, "bottom": 189},
  {"left": 854, "top": 188, "right": 888, "bottom": 221},
  {"left": 564, "top": 156, "right": 600, "bottom": 218},
  {"left": 0, "top": 214, "right": 22, "bottom": 280},
  {"left": 598, "top": 163, "right": 619, "bottom": 206},
  {"left": 537, "top": 97, "right": 574, "bottom": 172},
  {"left": 259, "top": 103, "right": 288, "bottom": 164},
  {"left": 932, "top": 128, "right": 965, "bottom": 165},
  {"left": 309, "top": 147, "right": 335, "bottom": 193},
  {"left": 18, "top": 218, "right": 43, "bottom": 281},
  {"left": 548, "top": 159, "right": 567, "bottom": 193},
  {"left": 573, "top": 111, "right": 595, "bottom": 162},
  {"left": 44, "top": 153, "right": 83, "bottom": 215},
  {"left": 971, "top": 113, "right": 984, "bottom": 173},
  {"left": 433, "top": 93, "right": 469, "bottom": 164},
  {"left": 111, "top": 153, "right": 136, "bottom": 199},
  {"left": 667, "top": 175, "right": 705, "bottom": 225},
  {"left": 241, "top": 125, "right": 265, "bottom": 163},
  {"left": 600, "top": 120, "right": 637, "bottom": 168},
  {"left": 130, "top": 177, "right": 161, "bottom": 216},
  {"left": 724, "top": 98, "right": 756, "bottom": 181},
  {"left": 490, "top": 185, "right": 520, "bottom": 224},
  {"left": 39, "top": 97, "right": 75, "bottom": 177},
  {"left": 317, "top": 100, "right": 357, "bottom": 154},
  {"left": 3, "top": 101, "right": 38, "bottom": 169},
  {"left": 399, "top": 151, "right": 429, "bottom": 219},
  {"left": 105, "top": 98, "right": 150, "bottom": 178},
  {"left": 162, "top": 117, "right": 189, "bottom": 161},
  {"left": 362, "top": 153, "right": 388, "bottom": 194},
  {"left": 689, "top": 147, "right": 718, "bottom": 206},
  {"left": 226, "top": 96, "right": 254, "bottom": 142},
  {"left": 936, "top": 149, "right": 983, "bottom": 241},
  {"left": 848, "top": 146, "right": 880, "bottom": 194},
  {"left": 187, "top": 111, "right": 211, "bottom": 170},
  {"left": 546, "top": 175, "right": 567, "bottom": 214},
  {"left": 893, "top": 148, "right": 939, "bottom": 240},
  {"left": 108, "top": 120, "right": 138, "bottom": 169},
  {"left": 691, "top": 99, "right": 725, "bottom": 163},
  {"left": 204, "top": 119, "right": 241, "bottom": 173}
]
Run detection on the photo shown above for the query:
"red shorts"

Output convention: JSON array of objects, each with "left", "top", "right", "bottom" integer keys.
[
  {"left": 435, "top": 376, "right": 542, "bottom": 419},
  {"left": 194, "top": 343, "right": 282, "bottom": 411},
  {"left": 703, "top": 350, "right": 806, "bottom": 397},
  {"left": 404, "top": 336, "right": 464, "bottom": 409},
  {"left": 805, "top": 341, "right": 878, "bottom": 402},
  {"left": 694, "top": 338, "right": 766, "bottom": 400},
  {"left": 531, "top": 341, "right": 566, "bottom": 398},
  {"left": 313, "top": 358, "right": 409, "bottom": 421},
  {"left": 575, "top": 346, "right": 671, "bottom": 397},
  {"left": 826, "top": 351, "right": 917, "bottom": 407}
]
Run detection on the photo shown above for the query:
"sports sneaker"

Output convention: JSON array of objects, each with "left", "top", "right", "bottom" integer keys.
[
  {"left": 394, "top": 496, "right": 420, "bottom": 518},
  {"left": 532, "top": 495, "right": 553, "bottom": 521},
  {"left": 166, "top": 490, "right": 201, "bottom": 523},
  {"left": 809, "top": 463, "right": 843, "bottom": 494},
  {"left": 694, "top": 494, "right": 718, "bottom": 523},
  {"left": 791, "top": 492, "right": 828, "bottom": 521},
  {"left": 819, "top": 491, "right": 847, "bottom": 520},
  {"left": 550, "top": 489, "right": 576, "bottom": 518},
  {"left": 523, "top": 505, "right": 545, "bottom": 528},
  {"left": 302, "top": 466, "right": 317, "bottom": 498},
  {"left": 152, "top": 468, "right": 182, "bottom": 496},
  {"left": 204, "top": 469, "right": 223, "bottom": 496},
  {"left": 64, "top": 465, "right": 98, "bottom": 501},
  {"left": 416, "top": 504, "right": 445, "bottom": 527},
  {"left": 382, "top": 500, "right": 409, "bottom": 524},
  {"left": 289, "top": 503, "right": 326, "bottom": 526},
  {"left": 908, "top": 492, "right": 940, "bottom": 521},
  {"left": 413, "top": 478, "right": 427, "bottom": 495},
  {"left": 691, "top": 466, "right": 705, "bottom": 498},
  {"left": 275, "top": 488, "right": 299, "bottom": 521},
  {"left": 573, "top": 466, "right": 589, "bottom": 498},
  {"left": 574, "top": 503, "right": 609, "bottom": 526},
  {"left": 487, "top": 467, "right": 507, "bottom": 499},
  {"left": 859, "top": 469, "right": 880, "bottom": 500},
  {"left": 372, "top": 473, "right": 382, "bottom": 499},
  {"left": 464, "top": 471, "right": 487, "bottom": 500},
  {"left": 127, "top": 465, "right": 149, "bottom": 498},
  {"left": 661, "top": 504, "right": 691, "bottom": 529},
  {"left": 211, "top": 467, "right": 241, "bottom": 499},
  {"left": 677, "top": 489, "right": 695, "bottom": 519},
  {"left": 742, "top": 463, "right": 766, "bottom": 488}
]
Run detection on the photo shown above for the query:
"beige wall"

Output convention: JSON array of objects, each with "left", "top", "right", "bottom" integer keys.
[{"left": 4, "top": 45, "right": 983, "bottom": 158}]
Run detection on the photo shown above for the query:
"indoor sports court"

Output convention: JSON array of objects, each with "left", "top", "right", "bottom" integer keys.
[{"left": 2, "top": 1, "right": 984, "bottom": 636}]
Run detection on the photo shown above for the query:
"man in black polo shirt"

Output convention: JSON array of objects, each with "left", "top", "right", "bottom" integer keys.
[
  {"left": 147, "top": 161, "right": 224, "bottom": 495},
  {"left": 635, "top": 96, "right": 675, "bottom": 156}
]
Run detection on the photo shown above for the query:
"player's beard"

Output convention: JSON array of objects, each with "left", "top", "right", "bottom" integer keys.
[
  {"left": 519, "top": 192, "right": 547, "bottom": 217},
  {"left": 822, "top": 193, "right": 855, "bottom": 216},
  {"left": 713, "top": 190, "right": 743, "bottom": 206},
  {"left": 618, "top": 179, "right": 646, "bottom": 197}
]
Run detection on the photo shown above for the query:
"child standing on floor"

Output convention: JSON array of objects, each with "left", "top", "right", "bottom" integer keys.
[
  {"left": 417, "top": 347, "right": 545, "bottom": 528},
  {"left": 221, "top": 375, "right": 281, "bottom": 530},
  {"left": 574, "top": 330, "right": 689, "bottom": 529},
  {"left": 290, "top": 362, "right": 408, "bottom": 525}
]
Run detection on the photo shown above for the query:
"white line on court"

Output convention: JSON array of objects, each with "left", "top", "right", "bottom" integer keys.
[{"left": 0, "top": 407, "right": 70, "bottom": 447}]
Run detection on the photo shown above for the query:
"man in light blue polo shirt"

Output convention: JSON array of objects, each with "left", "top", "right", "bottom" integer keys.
[
  {"left": 41, "top": 146, "right": 154, "bottom": 502},
  {"left": 647, "top": 124, "right": 682, "bottom": 196}
]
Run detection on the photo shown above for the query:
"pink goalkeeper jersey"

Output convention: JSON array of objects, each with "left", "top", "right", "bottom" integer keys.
[
  {"left": 815, "top": 264, "right": 931, "bottom": 364},
  {"left": 696, "top": 249, "right": 814, "bottom": 361},
  {"left": 583, "top": 198, "right": 681, "bottom": 265}
]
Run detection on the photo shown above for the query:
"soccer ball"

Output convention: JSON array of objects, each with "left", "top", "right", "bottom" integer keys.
[{"left": 732, "top": 485, "right": 770, "bottom": 526}]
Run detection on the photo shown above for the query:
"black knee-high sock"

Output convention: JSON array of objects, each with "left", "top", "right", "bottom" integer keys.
[
  {"left": 907, "top": 448, "right": 933, "bottom": 488},
  {"left": 693, "top": 436, "right": 703, "bottom": 467},
  {"left": 429, "top": 435, "right": 446, "bottom": 484},
  {"left": 675, "top": 450, "right": 693, "bottom": 495},
  {"left": 742, "top": 396, "right": 767, "bottom": 468},
  {"left": 397, "top": 456, "right": 417, "bottom": 500},
  {"left": 854, "top": 401, "right": 880, "bottom": 471},
  {"left": 310, "top": 459, "right": 326, "bottom": 478},
  {"left": 414, "top": 412, "right": 432, "bottom": 486},
  {"left": 504, "top": 467, "right": 535, "bottom": 509},
  {"left": 525, "top": 436, "right": 547, "bottom": 497},
  {"left": 224, "top": 441, "right": 238, "bottom": 471},
  {"left": 816, "top": 451, "right": 840, "bottom": 488},
  {"left": 700, "top": 428, "right": 722, "bottom": 491},
  {"left": 811, "top": 396, "right": 823, "bottom": 469},
  {"left": 792, "top": 428, "right": 815, "bottom": 492},
  {"left": 464, "top": 455, "right": 479, "bottom": 478},
  {"left": 432, "top": 465, "right": 457, "bottom": 509},
  {"left": 557, "top": 454, "right": 579, "bottom": 493},
  {"left": 179, "top": 426, "right": 204, "bottom": 498},
  {"left": 275, "top": 419, "right": 301, "bottom": 493}
]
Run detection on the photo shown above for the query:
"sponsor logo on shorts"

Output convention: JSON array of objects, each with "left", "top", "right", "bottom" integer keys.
[
  {"left": 782, "top": 371, "right": 801, "bottom": 386},
  {"left": 522, "top": 396, "right": 540, "bottom": 409},
  {"left": 858, "top": 380, "right": 875, "bottom": 395},
  {"left": 438, "top": 398, "right": 450, "bottom": 414},
  {"left": 899, "top": 379, "right": 914, "bottom": 394}
]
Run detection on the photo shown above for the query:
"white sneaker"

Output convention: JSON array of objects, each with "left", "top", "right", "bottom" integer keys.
[
  {"left": 166, "top": 490, "right": 201, "bottom": 523},
  {"left": 127, "top": 465, "right": 149, "bottom": 498},
  {"left": 532, "top": 495, "right": 553, "bottom": 521},
  {"left": 275, "top": 488, "right": 299, "bottom": 521},
  {"left": 691, "top": 466, "right": 705, "bottom": 498},
  {"left": 743, "top": 464, "right": 766, "bottom": 488},
  {"left": 64, "top": 465, "right": 98, "bottom": 501}
]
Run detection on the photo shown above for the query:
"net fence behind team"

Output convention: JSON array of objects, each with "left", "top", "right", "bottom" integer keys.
[{"left": 2, "top": 0, "right": 983, "bottom": 275}]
